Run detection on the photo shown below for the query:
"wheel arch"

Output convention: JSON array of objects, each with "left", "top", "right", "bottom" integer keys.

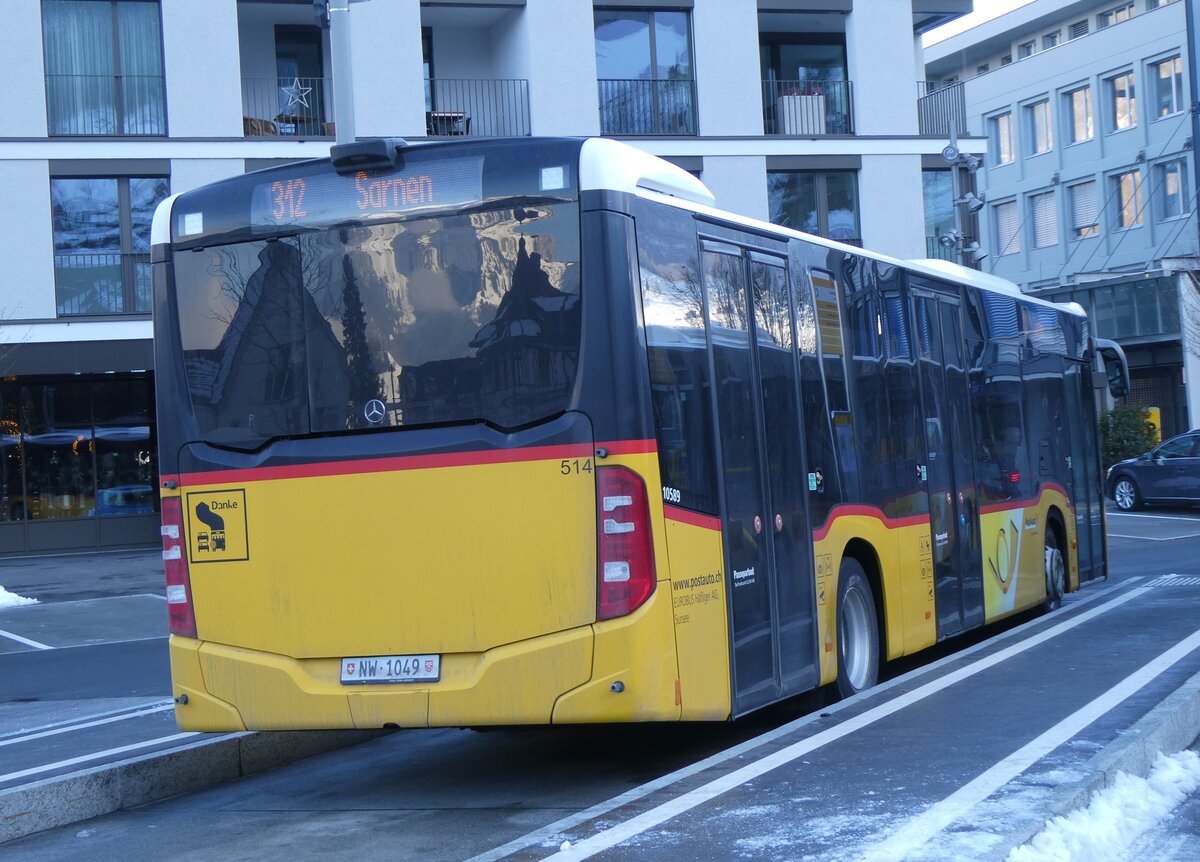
[
  {"left": 841, "top": 538, "right": 887, "bottom": 659},
  {"left": 1045, "top": 504, "right": 1070, "bottom": 592}
]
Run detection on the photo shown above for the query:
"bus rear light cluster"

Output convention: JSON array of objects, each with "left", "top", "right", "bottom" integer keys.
[
  {"left": 597, "top": 466, "right": 656, "bottom": 620},
  {"left": 161, "top": 496, "right": 198, "bottom": 638}
]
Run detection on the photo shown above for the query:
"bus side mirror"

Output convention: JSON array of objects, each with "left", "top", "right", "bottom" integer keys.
[{"left": 1095, "top": 339, "right": 1129, "bottom": 400}]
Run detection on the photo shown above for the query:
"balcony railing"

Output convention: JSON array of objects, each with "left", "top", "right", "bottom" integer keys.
[
  {"left": 926, "top": 236, "right": 958, "bottom": 261},
  {"left": 762, "top": 80, "right": 854, "bottom": 135},
  {"left": 242, "top": 77, "right": 333, "bottom": 137},
  {"left": 54, "top": 253, "right": 151, "bottom": 316},
  {"left": 46, "top": 75, "right": 165, "bottom": 136},
  {"left": 917, "top": 81, "right": 968, "bottom": 136},
  {"left": 598, "top": 78, "right": 696, "bottom": 136},
  {"left": 426, "top": 78, "right": 530, "bottom": 137}
]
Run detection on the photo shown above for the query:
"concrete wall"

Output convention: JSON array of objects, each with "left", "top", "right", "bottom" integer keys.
[
  {"left": 848, "top": 0, "right": 921, "bottom": 136},
  {"left": 859, "top": 155, "right": 927, "bottom": 259},
  {"left": 1, "top": 0, "right": 48, "bottom": 138},
  {"left": 431, "top": 28, "right": 495, "bottom": 80},
  {"left": 170, "top": 159, "right": 245, "bottom": 195},
  {"left": 505, "top": 0, "right": 598, "bottom": 136},
  {"left": 0, "top": 161, "right": 56, "bottom": 320},
  {"left": 693, "top": 0, "right": 762, "bottom": 136},
  {"left": 349, "top": 0, "right": 425, "bottom": 139},
  {"left": 162, "top": 0, "right": 242, "bottom": 137},
  {"left": 702, "top": 157, "right": 770, "bottom": 222}
]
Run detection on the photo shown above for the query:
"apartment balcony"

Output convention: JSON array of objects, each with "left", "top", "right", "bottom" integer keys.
[
  {"left": 242, "top": 76, "right": 333, "bottom": 138},
  {"left": 598, "top": 79, "right": 697, "bottom": 136},
  {"left": 762, "top": 80, "right": 854, "bottom": 136},
  {"left": 54, "top": 253, "right": 151, "bottom": 316},
  {"left": 45, "top": 74, "right": 166, "bottom": 136},
  {"left": 425, "top": 78, "right": 530, "bottom": 137},
  {"left": 917, "top": 81, "right": 967, "bottom": 137}
]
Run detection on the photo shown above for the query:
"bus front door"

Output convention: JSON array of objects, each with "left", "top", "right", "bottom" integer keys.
[
  {"left": 913, "top": 289, "right": 984, "bottom": 638},
  {"left": 701, "top": 242, "right": 818, "bottom": 715}
]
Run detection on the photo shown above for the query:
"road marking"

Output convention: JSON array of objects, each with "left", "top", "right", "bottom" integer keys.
[
  {"left": 0, "top": 699, "right": 174, "bottom": 742},
  {"left": 495, "top": 585, "right": 1149, "bottom": 862},
  {"left": 1109, "top": 533, "right": 1200, "bottom": 541},
  {"left": 0, "top": 732, "right": 200, "bottom": 785},
  {"left": 0, "top": 628, "right": 52, "bottom": 650},
  {"left": 1106, "top": 512, "right": 1200, "bottom": 522},
  {"left": 0, "top": 703, "right": 175, "bottom": 748}
]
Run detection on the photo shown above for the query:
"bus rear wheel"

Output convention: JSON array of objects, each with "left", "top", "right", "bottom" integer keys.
[
  {"left": 1044, "top": 528, "right": 1065, "bottom": 611},
  {"left": 836, "top": 558, "right": 879, "bottom": 699}
]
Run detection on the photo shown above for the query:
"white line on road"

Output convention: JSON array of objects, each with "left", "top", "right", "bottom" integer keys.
[
  {"left": 0, "top": 703, "right": 175, "bottom": 749},
  {"left": 0, "top": 699, "right": 173, "bottom": 742},
  {"left": 855, "top": 625, "right": 1200, "bottom": 861},
  {"left": 508, "top": 585, "right": 1150, "bottom": 862},
  {"left": 0, "top": 628, "right": 52, "bottom": 650},
  {"left": 0, "top": 732, "right": 200, "bottom": 785},
  {"left": 1107, "top": 512, "right": 1200, "bottom": 522},
  {"left": 1109, "top": 533, "right": 1200, "bottom": 541}
]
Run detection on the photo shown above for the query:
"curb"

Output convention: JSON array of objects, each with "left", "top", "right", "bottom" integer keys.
[
  {"left": 0, "top": 728, "right": 389, "bottom": 845},
  {"left": 988, "top": 666, "right": 1200, "bottom": 860}
]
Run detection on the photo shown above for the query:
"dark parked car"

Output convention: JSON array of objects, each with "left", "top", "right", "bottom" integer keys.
[{"left": 1107, "top": 429, "right": 1200, "bottom": 511}]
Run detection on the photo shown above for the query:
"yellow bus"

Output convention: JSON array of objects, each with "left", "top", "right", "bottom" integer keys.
[{"left": 151, "top": 137, "right": 1127, "bottom": 730}]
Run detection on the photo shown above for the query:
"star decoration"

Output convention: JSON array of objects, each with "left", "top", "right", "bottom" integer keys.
[{"left": 281, "top": 77, "right": 312, "bottom": 110}]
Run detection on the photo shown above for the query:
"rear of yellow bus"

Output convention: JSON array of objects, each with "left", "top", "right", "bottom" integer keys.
[{"left": 151, "top": 138, "right": 697, "bottom": 730}]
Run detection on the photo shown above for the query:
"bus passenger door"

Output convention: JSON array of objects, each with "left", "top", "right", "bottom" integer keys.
[
  {"left": 913, "top": 290, "right": 982, "bottom": 637},
  {"left": 700, "top": 243, "right": 817, "bottom": 714}
]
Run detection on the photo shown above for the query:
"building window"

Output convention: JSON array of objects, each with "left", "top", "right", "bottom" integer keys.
[
  {"left": 51, "top": 176, "right": 169, "bottom": 315},
  {"left": 1111, "top": 169, "right": 1143, "bottom": 229},
  {"left": 1069, "top": 20, "right": 1089, "bottom": 39},
  {"left": 922, "top": 169, "right": 956, "bottom": 259},
  {"left": 1043, "top": 32, "right": 1060, "bottom": 49},
  {"left": 760, "top": 36, "right": 852, "bottom": 135},
  {"left": 1158, "top": 160, "right": 1188, "bottom": 220},
  {"left": 1030, "top": 191, "right": 1058, "bottom": 248},
  {"left": 1070, "top": 181, "right": 1100, "bottom": 238},
  {"left": 1027, "top": 100, "right": 1052, "bottom": 154},
  {"left": 42, "top": 0, "right": 165, "bottom": 136},
  {"left": 1147, "top": 0, "right": 1179, "bottom": 9},
  {"left": 1152, "top": 56, "right": 1184, "bottom": 117},
  {"left": 767, "top": 171, "right": 860, "bottom": 244},
  {"left": 976, "top": 64, "right": 989, "bottom": 76},
  {"left": 1098, "top": 4, "right": 1134, "bottom": 28},
  {"left": 595, "top": 9, "right": 695, "bottom": 136},
  {"left": 1065, "top": 87, "right": 1093, "bottom": 143},
  {"left": 990, "top": 112, "right": 1014, "bottom": 164},
  {"left": 995, "top": 200, "right": 1021, "bottom": 255},
  {"left": 1000, "top": 55, "right": 1013, "bottom": 66},
  {"left": 1108, "top": 72, "right": 1137, "bottom": 130},
  {"left": 1018, "top": 41, "right": 1035, "bottom": 59}
]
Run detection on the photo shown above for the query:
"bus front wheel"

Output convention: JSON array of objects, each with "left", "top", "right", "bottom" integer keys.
[
  {"left": 836, "top": 558, "right": 880, "bottom": 699},
  {"left": 1044, "top": 528, "right": 1065, "bottom": 611}
]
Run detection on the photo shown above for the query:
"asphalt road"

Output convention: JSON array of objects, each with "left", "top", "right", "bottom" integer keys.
[{"left": 0, "top": 505, "right": 1196, "bottom": 861}]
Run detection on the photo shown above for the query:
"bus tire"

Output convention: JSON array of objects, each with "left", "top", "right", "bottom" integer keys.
[
  {"left": 836, "top": 558, "right": 879, "bottom": 699},
  {"left": 1043, "top": 527, "right": 1065, "bottom": 612}
]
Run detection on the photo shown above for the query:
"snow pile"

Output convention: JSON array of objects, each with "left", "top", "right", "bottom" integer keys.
[
  {"left": 1009, "top": 750, "right": 1200, "bottom": 862},
  {"left": 0, "top": 585, "right": 38, "bottom": 608}
]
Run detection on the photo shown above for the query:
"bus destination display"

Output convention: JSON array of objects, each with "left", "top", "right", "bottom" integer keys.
[{"left": 249, "top": 155, "right": 484, "bottom": 228}]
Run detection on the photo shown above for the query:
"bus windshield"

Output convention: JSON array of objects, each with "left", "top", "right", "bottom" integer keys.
[{"left": 173, "top": 201, "right": 581, "bottom": 448}]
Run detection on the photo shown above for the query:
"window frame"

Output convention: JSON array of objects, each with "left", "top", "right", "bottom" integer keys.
[
  {"left": 1106, "top": 70, "right": 1137, "bottom": 132},
  {"left": 1097, "top": 3, "right": 1134, "bottom": 28},
  {"left": 1063, "top": 85, "right": 1093, "bottom": 144},
  {"left": 1043, "top": 32, "right": 1060, "bottom": 50},
  {"left": 1150, "top": 55, "right": 1184, "bottom": 119},
  {"left": 1025, "top": 99, "right": 1053, "bottom": 155},
  {"left": 1068, "top": 180, "right": 1101, "bottom": 239},
  {"left": 1018, "top": 41, "right": 1035, "bottom": 59},
  {"left": 766, "top": 169, "right": 861, "bottom": 244},
  {"left": 1109, "top": 168, "right": 1144, "bottom": 230},
  {"left": 1029, "top": 190, "right": 1058, "bottom": 249},
  {"left": 993, "top": 199, "right": 1022, "bottom": 257},
  {"left": 1156, "top": 159, "right": 1188, "bottom": 221},
  {"left": 50, "top": 172, "right": 170, "bottom": 317},
  {"left": 989, "top": 111, "right": 1015, "bottom": 165}
]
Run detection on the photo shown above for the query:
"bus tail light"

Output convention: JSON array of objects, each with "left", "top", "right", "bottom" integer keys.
[
  {"left": 597, "top": 466, "right": 656, "bottom": 620},
  {"left": 161, "top": 497, "right": 198, "bottom": 638}
]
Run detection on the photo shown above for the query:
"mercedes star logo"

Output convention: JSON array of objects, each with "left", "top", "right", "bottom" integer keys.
[{"left": 363, "top": 399, "right": 386, "bottom": 424}]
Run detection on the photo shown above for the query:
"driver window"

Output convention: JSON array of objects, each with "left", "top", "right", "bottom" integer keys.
[{"left": 1158, "top": 437, "right": 1194, "bottom": 458}]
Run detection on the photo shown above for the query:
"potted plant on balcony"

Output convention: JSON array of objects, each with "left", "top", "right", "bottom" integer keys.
[{"left": 777, "top": 84, "right": 827, "bottom": 135}]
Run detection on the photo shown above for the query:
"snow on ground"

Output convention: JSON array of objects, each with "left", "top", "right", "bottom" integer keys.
[
  {"left": 1009, "top": 750, "right": 1200, "bottom": 862},
  {"left": 0, "top": 585, "right": 38, "bottom": 608}
]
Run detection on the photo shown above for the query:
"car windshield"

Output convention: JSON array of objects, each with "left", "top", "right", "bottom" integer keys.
[{"left": 174, "top": 202, "right": 581, "bottom": 448}]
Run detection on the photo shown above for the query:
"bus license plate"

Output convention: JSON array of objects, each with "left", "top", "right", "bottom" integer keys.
[{"left": 340, "top": 654, "right": 440, "bottom": 685}]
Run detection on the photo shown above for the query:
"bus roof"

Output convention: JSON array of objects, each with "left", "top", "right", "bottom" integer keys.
[{"left": 577, "top": 138, "right": 1084, "bottom": 319}]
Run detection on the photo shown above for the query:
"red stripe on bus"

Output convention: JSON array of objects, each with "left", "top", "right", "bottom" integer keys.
[
  {"left": 977, "top": 483, "right": 1072, "bottom": 515},
  {"left": 812, "top": 505, "right": 930, "bottom": 542},
  {"left": 164, "top": 439, "right": 655, "bottom": 487},
  {"left": 663, "top": 505, "right": 721, "bottom": 531},
  {"left": 602, "top": 439, "right": 658, "bottom": 455}
]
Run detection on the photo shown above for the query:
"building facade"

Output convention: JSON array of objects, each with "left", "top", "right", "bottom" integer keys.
[
  {"left": 0, "top": 0, "right": 972, "bottom": 555},
  {"left": 925, "top": 0, "right": 1200, "bottom": 437}
]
